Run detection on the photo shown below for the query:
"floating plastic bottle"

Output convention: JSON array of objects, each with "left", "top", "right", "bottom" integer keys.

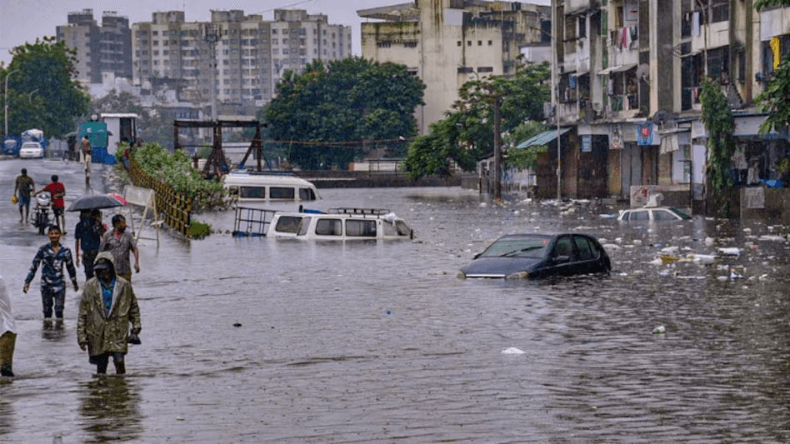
[{"left": 652, "top": 325, "right": 666, "bottom": 335}]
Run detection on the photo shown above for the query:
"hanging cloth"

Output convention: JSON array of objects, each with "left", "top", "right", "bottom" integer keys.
[{"left": 692, "top": 12, "right": 700, "bottom": 36}]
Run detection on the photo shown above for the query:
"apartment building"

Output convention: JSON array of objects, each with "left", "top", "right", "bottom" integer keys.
[
  {"left": 56, "top": 9, "right": 133, "bottom": 85},
  {"left": 131, "top": 9, "right": 352, "bottom": 112},
  {"left": 546, "top": 0, "right": 790, "bottom": 203},
  {"left": 359, "top": 0, "right": 550, "bottom": 135}
]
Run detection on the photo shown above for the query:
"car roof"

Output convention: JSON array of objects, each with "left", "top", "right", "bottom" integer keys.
[{"left": 494, "top": 233, "right": 597, "bottom": 241}]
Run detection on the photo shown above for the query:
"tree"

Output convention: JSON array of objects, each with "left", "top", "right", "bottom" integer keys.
[
  {"left": 2, "top": 37, "right": 89, "bottom": 138},
  {"left": 700, "top": 77, "right": 736, "bottom": 194},
  {"left": 755, "top": 0, "right": 790, "bottom": 10},
  {"left": 503, "top": 121, "right": 549, "bottom": 171},
  {"left": 757, "top": 53, "right": 790, "bottom": 135},
  {"left": 403, "top": 63, "right": 551, "bottom": 180},
  {"left": 261, "top": 57, "right": 425, "bottom": 170}
]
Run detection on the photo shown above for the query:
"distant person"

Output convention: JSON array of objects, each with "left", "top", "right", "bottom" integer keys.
[
  {"left": 23, "top": 225, "right": 79, "bottom": 321},
  {"left": 100, "top": 214, "right": 140, "bottom": 281},
  {"left": 37, "top": 175, "right": 66, "bottom": 233},
  {"left": 13, "top": 168, "right": 35, "bottom": 224},
  {"left": 77, "top": 252, "right": 141, "bottom": 375},
  {"left": 81, "top": 135, "right": 92, "bottom": 173},
  {"left": 0, "top": 275, "right": 16, "bottom": 377},
  {"left": 75, "top": 209, "right": 108, "bottom": 280}
]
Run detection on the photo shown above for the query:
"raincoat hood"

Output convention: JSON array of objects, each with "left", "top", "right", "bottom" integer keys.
[{"left": 93, "top": 251, "right": 116, "bottom": 276}]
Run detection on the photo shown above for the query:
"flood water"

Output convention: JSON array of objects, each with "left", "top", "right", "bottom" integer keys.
[{"left": 2, "top": 158, "right": 790, "bottom": 443}]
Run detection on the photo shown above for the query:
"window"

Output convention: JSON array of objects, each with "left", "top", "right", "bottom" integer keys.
[
  {"left": 270, "top": 187, "right": 295, "bottom": 199},
  {"left": 404, "top": 41, "right": 417, "bottom": 48},
  {"left": 239, "top": 186, "right": 265, "bottom": 198},
  {"left": 630, "top": 210, "right": 649, "bottom": 220},
  {"left": 478, "top": 40, "right": 482, "bottom": 46},
  {"left": 574, "top": 236, "right": 593, "bottom": 260},
  {"left": 377, "top": 41, "right": 391, "bottom": 48},
  {"left": 315, "top": 219, "right": 342, "bottom": 236},
  {"left": 299, "top": 188, "right": 316, "bottom": 201},
  {"left": 553, "top": 237, "right": 575, "bottom": 259},
  {"left": 653, "top": 210, "right": 679, "bottom": 221},
  {"left": 346, "top": 220, "right": 377, "bottom": 237},
  {"left": 275, "top": 216, "right": 303, "bottom": 233}
]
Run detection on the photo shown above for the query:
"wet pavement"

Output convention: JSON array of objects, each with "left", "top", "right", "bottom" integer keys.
[{"left": 1, "top": 157, "right": 790, "bottom": 442}]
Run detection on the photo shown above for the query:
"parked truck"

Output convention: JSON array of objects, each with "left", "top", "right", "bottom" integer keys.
[{"left": 3, "top": 129, "right": 47, "bottom": 157}]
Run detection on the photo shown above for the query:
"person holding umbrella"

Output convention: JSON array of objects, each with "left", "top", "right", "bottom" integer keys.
[{"left": 75, "top": 209, "right": 107, "bottom": 280}]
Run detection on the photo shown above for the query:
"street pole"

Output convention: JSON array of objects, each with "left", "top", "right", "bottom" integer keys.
[
  {"left": 551, "top": 0, "right": 561, "bottom": 201},
  {"left": 4, "top": 69, "right": 19, "bottom": 137},
  {"left": 493, "top": 96, "right": 502, "bottom": 200}
]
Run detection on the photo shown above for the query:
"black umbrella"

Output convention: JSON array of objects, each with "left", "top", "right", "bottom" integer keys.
[{"left": 67, "top": 194, "right": 126, "bottom": 212}]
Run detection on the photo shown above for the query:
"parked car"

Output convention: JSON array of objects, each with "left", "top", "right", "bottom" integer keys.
[
  {"left": 19, "top": 141, "right": 44, "bottom": 159},
  {"left": 458, "top": 233, "right": 611, "bottom": 279},
  {"left": 617, "top": 206, "right": 691, "bottom": 221}
]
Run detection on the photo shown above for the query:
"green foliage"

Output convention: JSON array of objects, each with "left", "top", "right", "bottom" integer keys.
[
  {"left": 503, "top": 121, "right": 549, "bottom": 170},
  {"left": 403, "top": 63, "right": 551, "bottom": 180},
  {"left": 700, "top": 78, "right": 736, "bottom": 192},
  {"left": 2, "top": 37, "right": 89, "bottom": 138},
  {"left": 262, "top": 57, "right": 425, "bottom": 170},
  {"left": 754, "top": 0, "right": 790, "bottom": 10},
  {"left": 133, "top": 143, "right": 225, "bottom": 211},
  {"left": 757, "top": 54, "right": 790, "bottom": 135},
  {"left": 403, "top": 116, "right": 477, "bottom": 180},
  {"left": 188, "top": 220, "right": 211, "bottom": 239}
]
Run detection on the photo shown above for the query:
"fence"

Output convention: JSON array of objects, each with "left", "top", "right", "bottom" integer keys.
[{"left": 128, "top": 155, "right": 193, "bottom": 237}]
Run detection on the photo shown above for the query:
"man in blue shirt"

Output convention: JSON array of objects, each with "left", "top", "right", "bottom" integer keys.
[
  {"left": 23, "top": 225, "right": 79, "bottom": 320},
  {"left": 74, "top": 210, "right": 107, "bottom": 280}
]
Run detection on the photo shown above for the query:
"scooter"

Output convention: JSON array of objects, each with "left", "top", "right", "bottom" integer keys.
[{"left": 32, "top": 191, "right": 53, "bottom": 235}]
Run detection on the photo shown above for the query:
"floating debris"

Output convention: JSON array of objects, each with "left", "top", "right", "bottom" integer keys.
[
  {"left": 501, "top": 347, "right": 525, "bottom": 355},
  {"left": 652, "top": 325, "right": 666, "bottom": 335}
]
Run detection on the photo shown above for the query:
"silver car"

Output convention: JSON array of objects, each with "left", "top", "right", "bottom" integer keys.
[{"left": 617, "top": 206, "right": 692, "bottom": 221}]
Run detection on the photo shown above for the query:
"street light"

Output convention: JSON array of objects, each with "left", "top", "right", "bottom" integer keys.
[
  {"left": 551, "top": 0, "right": 562, "bottom": 201},
  {"left": 4, "top": 69, "right": 19, "bottom": 137}
]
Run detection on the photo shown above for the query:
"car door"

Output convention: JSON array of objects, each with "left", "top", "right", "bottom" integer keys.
[
  {"left": 549, "top": 235, "right": 578, "bottom": 276},
  {"left": 572, "top": 235, "right": 596, "bottom": 274}
]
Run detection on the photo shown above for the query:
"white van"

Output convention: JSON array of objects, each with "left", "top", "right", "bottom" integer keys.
[{"left": 222, "top": 171, "right": 320, "bottom": 203}]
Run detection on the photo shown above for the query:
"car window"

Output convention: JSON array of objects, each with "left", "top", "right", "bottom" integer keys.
[
  {"left": 552, "top": 236, "right": 575, "bottom": 259},
  {"left": 653, "top": 209, "right": 678, "bottom": 221},
  {"left": 270, "top": 187, "right": 295, "bottom": 199},
  {"left": 482, "top": 237, "right": 549, "bottom": 258},
  {"left": 299, "top": 188, "right": 316, "bottom": 201},
  {"left": 274, "top": 216, "right": 303, "bottom": 233},
  {"left": 315, "top": 218, "right": 342, "bottom": 236},
  {"left": 631, "top": 210, "right": 650, "bottom": 221},
  {"left": 240, "top": 186, "right": 265, "bottom": 199},
  {"left": 588, "top": 237, "right": 602, "bottom": 259},
  {"left": 574, "top": 236, "right": 594, "bottom": 260},
  {"left": 346, "top": 219, "right": 376, "bottom": 237},
  {"left": 668, "top": 207, "right": 692, "bottom": 219}
]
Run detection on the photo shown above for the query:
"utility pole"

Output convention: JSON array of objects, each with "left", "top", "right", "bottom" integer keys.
[
  {"left": 4, "top": 69, "right": 19, "bottom": 137},
  {"left": 551, "top": 0, "right": 562, "bottom": 200},
  {"left": 493, "top": 96, "right": 502, "bottom": 200}
]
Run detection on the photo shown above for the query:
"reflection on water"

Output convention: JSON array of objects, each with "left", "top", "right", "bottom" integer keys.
[
  {"left": 41, "top": 319, "right": 68, "bottom": 342},
  {"left": 79, "top": 377, "right": 142, "bottom": 443}
]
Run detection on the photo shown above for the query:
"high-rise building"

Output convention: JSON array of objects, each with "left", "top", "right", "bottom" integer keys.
[
  {"left": 131, "top": 9, "right": 352, "bottom": 110},
  {"left": 359, "top": 1, "right": 550, "bottom": 134},
  {"left": 56, "top": 9, "right": 133, "bottom": 85}
]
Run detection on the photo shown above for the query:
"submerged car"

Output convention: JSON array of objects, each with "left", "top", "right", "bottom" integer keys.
[
  {"left": 458, "top": 233, "right": 611, "bottom": 279},
  {"left": 19, "top": 141, "right": 44, "bottom": 159},
  {"left": 617, "top": 206, "right": 691, "bottom": 221}
]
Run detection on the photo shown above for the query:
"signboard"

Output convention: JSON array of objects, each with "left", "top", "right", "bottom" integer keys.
[
  {"left": 611, "top": 126, "right": 623, "bottom": 150},
  {"left": 637, "top": 122, "right": 654, "bottom": 146},
  {"left": 581, "top": 135, "right": 592, "bottom": 152}
]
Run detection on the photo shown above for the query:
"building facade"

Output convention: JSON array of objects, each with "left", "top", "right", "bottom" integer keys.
[
  {"left": 359, "top": 0, "right": 550, "bottom": 134},
  {"left": 544, "top": 0, "right": 790, "bottom": 204},
  {"left": 56, "top": 9, "right": 133, "bottom": 85},
  {"left": 131, "top": 9, "right": 352, "bottom": 112}
]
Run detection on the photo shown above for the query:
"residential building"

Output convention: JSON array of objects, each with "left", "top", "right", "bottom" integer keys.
[
  {"left": 359, "top": 0, "right": 550, "bottom": 134},
  {"left": 57, "top": 9, "right": 133, "bottom": 85},
  {"left": 543, "top": 0, "right": 790, "bottom": 208},
  {"left": 131, "top": 9, "right": 352, "bottom": 113}
]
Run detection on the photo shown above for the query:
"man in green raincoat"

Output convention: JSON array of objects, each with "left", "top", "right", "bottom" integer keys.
[{"left": 77, "top": 251, "right": 141, "bottom": 375}]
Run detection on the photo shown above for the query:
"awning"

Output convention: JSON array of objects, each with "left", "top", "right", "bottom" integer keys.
[
  {"left": 515, "top": 128, "right": 571, "bottom": 150},
  {"left": 597, "top": 63, "right": 638, "bottom": 75}
]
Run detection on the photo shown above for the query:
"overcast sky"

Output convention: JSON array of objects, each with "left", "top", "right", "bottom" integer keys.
[{"left": 0, "top": 0, "right": 550, "bottom": 67}]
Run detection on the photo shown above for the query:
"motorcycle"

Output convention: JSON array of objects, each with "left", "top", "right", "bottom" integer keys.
[{"left": 32, "top": 191, "right": 54, "bottom": 235}]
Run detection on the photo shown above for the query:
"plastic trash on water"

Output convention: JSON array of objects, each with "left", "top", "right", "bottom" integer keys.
[
  {"left": 729, "top": 268, "right": 743, "bottom": 280},
  {"left": 687, "top": 253, "right": 716, "bottom": 265},
  {"left": 718, "top": 247, "right": 741, "bottom": 256},
  {"left": 501, "top": 347, "right": 525, "bottom": 355},
  {"left": 652, "top": 325, "right": 666, "bottom": 335}
]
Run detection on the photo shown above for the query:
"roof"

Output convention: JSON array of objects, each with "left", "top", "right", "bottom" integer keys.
[
  {"left": 514, "top": 128, "right": 571, "bottom": 150},
  {"left": 597, "top": 64, "right": 638, "bottom": 75},
  {"left": 357, "top": 3, "right": 420, "bottom": 21}
]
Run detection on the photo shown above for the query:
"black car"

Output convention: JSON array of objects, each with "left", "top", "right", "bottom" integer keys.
[{"left": 458, "top": 233, "right": 611, "bottom": 279}]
